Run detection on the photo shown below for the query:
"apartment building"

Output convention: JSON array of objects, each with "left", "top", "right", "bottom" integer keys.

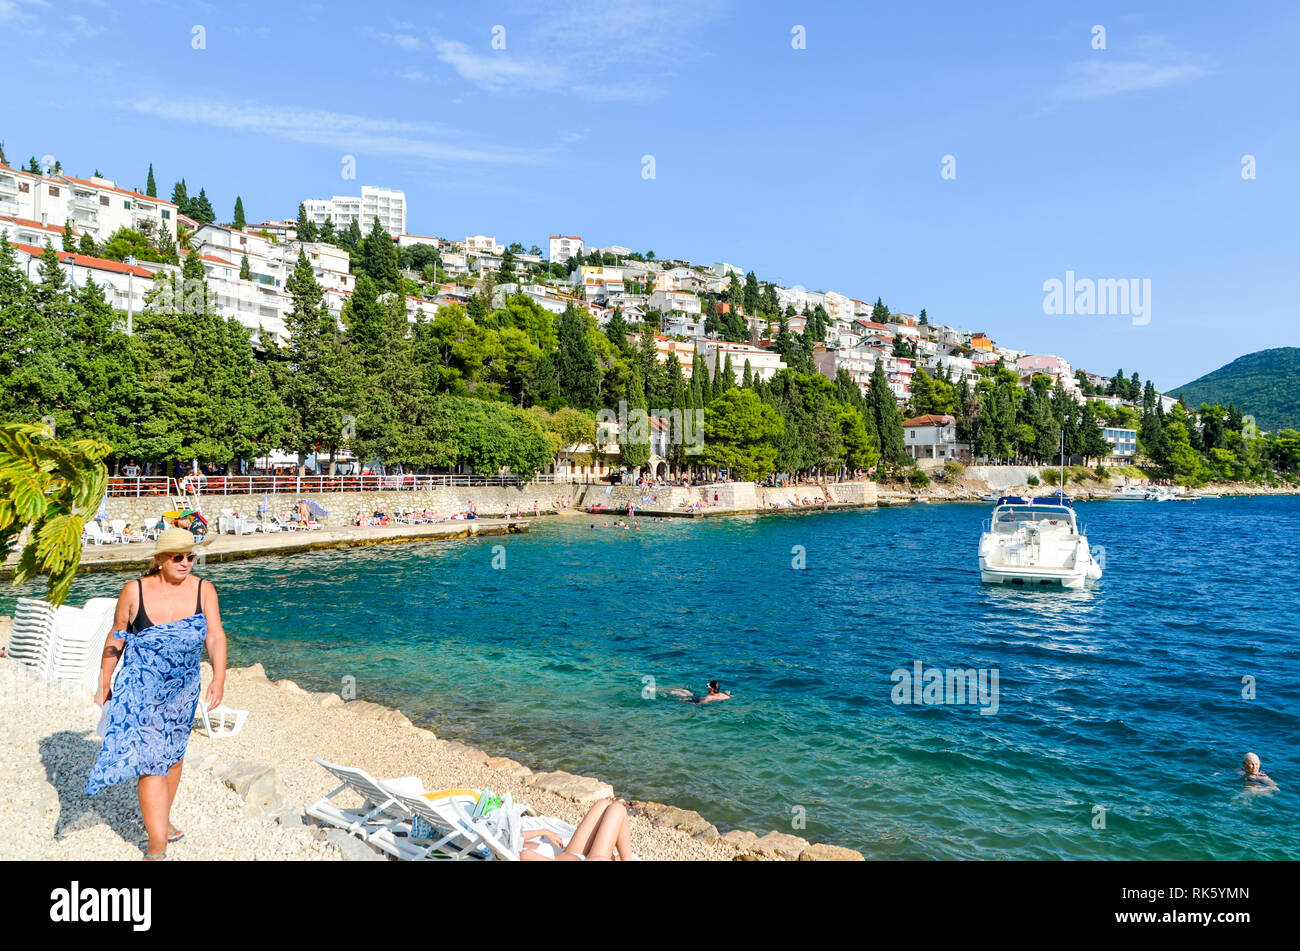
[
  {"left": 648, "top": 289, "right": 701, "bottom": 315},
  {"left": 697, "top": 340, "right": 786, "bottom": 384},
  {"left": 572, "top": 265, "right": 625, "bottom": 300},
  {"left": 0, "top": 164, "right": 178, "bottom": 244},
  {"left": 465, "top": 235, "right": 503, "bottom": 255},
  {"left": 549, "top": 234, "right": 582, "bottom": 263},
  {"left": 9, "top": 241, "right": 158, "bottom": 323},
  {"left": 301, "top": 186, "right": 406, "bottom": 237}
]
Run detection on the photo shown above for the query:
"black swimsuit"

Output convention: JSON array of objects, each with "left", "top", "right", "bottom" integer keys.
[{"left": 129, "top": 577, "right": 204, "bottom": 634}]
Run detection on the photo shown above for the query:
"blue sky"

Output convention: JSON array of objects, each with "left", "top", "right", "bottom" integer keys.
[{"left": 3, "top": 0, "right": 1297, "bottom": 390}]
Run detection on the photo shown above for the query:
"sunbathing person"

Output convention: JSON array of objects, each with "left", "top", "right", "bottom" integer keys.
[{"left": 520, "top": 799, "right": 635, "bottom": 861}]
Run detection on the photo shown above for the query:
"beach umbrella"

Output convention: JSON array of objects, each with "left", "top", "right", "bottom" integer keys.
[
  {"left": 258, "top": 491, "right": 269, "bottom": 516},
  {"left": 300, "top": 499, "right": 329, "bottom": 517},
  {"left": 95, "top": 494, "right": 108, "bottom": 524}
]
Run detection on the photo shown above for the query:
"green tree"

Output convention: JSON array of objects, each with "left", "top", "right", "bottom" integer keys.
[
  {"left": 0, "top": 421, "right": 110, "bottom": 605},
  {"left": 360, "top": 217, "right": 400, "bottom": 291},
  {"left": 233, "top": 196, "right": 246, "bottom": 230},
  {"left": 146, "top": 163, "right": 157, "bottom": 198},
  {"left": 555, "top": 304, "right": 599, "bottom": 409},
  {"left": 702, "top": 388, "right": 783, "bottom": 480},
  {"left": 868, "top": 361, "right": 907, "bottom": 471}
]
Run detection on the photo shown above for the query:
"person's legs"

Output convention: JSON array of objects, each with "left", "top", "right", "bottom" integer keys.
[
  {"left": 138, "top": 775, "right": 170, "bottom": 855},
  {"left": 580, "top": 800, "right": 631, "bottom": 860},
  {"left": 164, "top": 759, "right": 184, "bottom": 836},
  {"left": 561, "top": 798, "right": 612, "bottom": 856}
]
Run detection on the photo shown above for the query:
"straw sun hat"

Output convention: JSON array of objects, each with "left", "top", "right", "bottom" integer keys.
[{"left": 150, "top": 526, "right": 210, "bottom": 558}]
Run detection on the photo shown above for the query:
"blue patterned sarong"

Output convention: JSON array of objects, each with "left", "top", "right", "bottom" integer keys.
[{"left": 85, "top": 613, "right": 206, "bottom": 796}]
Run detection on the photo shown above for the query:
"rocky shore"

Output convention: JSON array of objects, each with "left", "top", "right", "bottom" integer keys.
[{"left": 0, "top": 629, "right": 863, "bottom": 862}]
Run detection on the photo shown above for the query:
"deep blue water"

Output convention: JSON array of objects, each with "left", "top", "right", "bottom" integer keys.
[{"left": 14, "top": 496, "right": 1299, "bottom": 859}]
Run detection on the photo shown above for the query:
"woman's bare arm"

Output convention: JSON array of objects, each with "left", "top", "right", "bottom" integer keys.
[
  {"left": 95, "top": 581, "right": 136, "bottom": 706},
  {"left": 202, "top": 581, "right": 227, "bottom": 708}
]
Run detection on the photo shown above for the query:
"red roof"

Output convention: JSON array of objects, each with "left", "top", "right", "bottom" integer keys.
[
  {"left": 901, "top": 414, "right": 954, "bottom": 427},
  {"left": 12, "top": 242, "right": 154, "bottom": 277},
  {"left": 0, "top": 215, "right": 64, "bottom": 234},
  {"left": 60, "top": 175, "right": 176, "bottom": 207}
]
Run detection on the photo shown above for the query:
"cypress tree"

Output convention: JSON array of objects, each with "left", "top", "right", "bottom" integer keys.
[
  {"left": 239, "top": 254, "right": 251, "bottom": 280},
  {"left": 61, "top": 221, "right": 75, "bottom": 251},
  {"left": 233, "top": 196, "right": 246, "bottom": 230},
  {"left": 868, "top": 360, "right": 907, "bottom": 470},
  {"left": 146, "top": 163, "right": 157, "bottom": 198},
  {"left": 555, "top": 304, "right": 599, "bottom": 410}
]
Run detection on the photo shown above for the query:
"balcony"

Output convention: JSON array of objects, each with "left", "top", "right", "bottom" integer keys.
[
  {"left": 68, "top": 192, "right": 98, "bottom": 210},
  {"left": 0, "top": 174, "right": 18, "bottom": 195}
]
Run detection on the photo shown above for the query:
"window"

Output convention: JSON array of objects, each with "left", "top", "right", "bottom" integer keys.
[
  {"left": 100, "top": 195, "right": 109, "bottom": 205},
  {"left": 123, "top": 200, "right": 131, "bottom": 209},
  {"left": 19, "top": 182, "right": 29, "bottom": 193},
  {"left": 162, "top": 210, "right": 170, "bottom": 219},
  {"left": 49, "top": 185, "right": 60, "bottom": 197}
]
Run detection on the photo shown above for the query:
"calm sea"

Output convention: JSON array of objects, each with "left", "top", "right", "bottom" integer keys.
[{"left": 16, "top": 496, "right": 1299, "bottom": 859}]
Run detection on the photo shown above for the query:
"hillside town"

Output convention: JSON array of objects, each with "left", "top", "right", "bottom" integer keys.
[{"left": 2, "top": 153, "right": 1289, "bottom": 486}]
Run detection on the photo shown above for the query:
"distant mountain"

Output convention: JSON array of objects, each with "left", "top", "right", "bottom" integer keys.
[{"left": 1170, "top": 347, "right": 1300, "bottom": 432}]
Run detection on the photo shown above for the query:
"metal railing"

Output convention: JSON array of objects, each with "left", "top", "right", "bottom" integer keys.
[{"left": 102, "top": 473, "right": 561, "bottom": 497}]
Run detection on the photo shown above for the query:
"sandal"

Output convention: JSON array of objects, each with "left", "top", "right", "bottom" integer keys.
[
  {"left": 143, "top": 849, "right": 166, "bottom": 861},
  {"left": 167, "top": 824, "right": 184, "bottom": 843}
]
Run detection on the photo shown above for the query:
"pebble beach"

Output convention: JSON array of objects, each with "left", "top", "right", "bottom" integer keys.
[{"left": 0, "top": 616, "right": 861, "bottom": 862}]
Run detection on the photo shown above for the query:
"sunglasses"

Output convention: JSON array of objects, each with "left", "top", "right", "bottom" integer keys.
[{"left": 168, "top": 552, "right": 198, "bottom": 563}]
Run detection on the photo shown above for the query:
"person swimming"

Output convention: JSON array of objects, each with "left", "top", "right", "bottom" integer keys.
[
  {"left": 1242, "top": 752, "right": 1280, "bottom": 790},
  {"left": 666, "top": 680, "right": 732, "bottom": 704}
]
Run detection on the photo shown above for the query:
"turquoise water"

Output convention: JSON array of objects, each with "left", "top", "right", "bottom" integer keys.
[{"left": 15, "top": 497, "right": 1299, "bottom": 859}]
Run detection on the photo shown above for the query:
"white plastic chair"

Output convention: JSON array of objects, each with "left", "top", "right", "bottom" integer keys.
[
  {"left": 82, "top": 521, "right": 117, "bottom": 545},
  {"left": 195, "top": 700, "right": 250, "bottom": 738}
]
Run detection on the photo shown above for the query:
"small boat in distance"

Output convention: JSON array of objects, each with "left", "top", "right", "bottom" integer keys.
[
  {"left": 978, "top": 496, "right": 1102, "bottom": 589},
  {"left": 1110, "top": 485, "right": 1150, "bottom": 501},
  {"left": 979, "top": 492, "right": 1001, "bottom": 502}
]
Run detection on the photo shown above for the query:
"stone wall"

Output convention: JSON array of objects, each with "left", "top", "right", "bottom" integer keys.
[
  {"left": 105, "top": 485, "right": 584, "bottom": 530},
  {"left": 105, "top": 480, "right": 880, "bottom": 528}
]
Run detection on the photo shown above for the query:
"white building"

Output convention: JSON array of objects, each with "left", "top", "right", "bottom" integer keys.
[
  {"left": 600, "top": 245, "right": 631, "bottom": 257},
  {"left": 572, "top": 265, "right": 624, "bottom": 300},
  {"left": 0, "top": 164, "right": 178, "bottom": 244},
  {"left": 465, "top": 235, "right": 503, "bottom": 255},
  {"left": 823, "top": 290, "right": 855, "bottom": 324},
  {"left": 398, "top": 233, "right": 439, "bottom": 248},
  {"left": 713, "top": 261, "right": 743, "bottom": 278},
  {"left": 549, "top": 235, "right": 582, "bottom": 263},
  {"left": 9, "top": 241, "right": 158, "bottom": 324},
  {"left": 302, "top": 186, "right": 406, "bottom": 237},
  {"left": 649, "top": 289, "right": 701, "bottom": 315},
  {"left": 902, "top": 414, "right": 970, "bottom": 464},
  {"left": 697, "top": 340, "right": 786, "bottom": 384}
]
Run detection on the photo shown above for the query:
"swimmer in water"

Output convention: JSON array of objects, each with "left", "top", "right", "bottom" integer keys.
[
  {"left": 666, "top": 680, "right": 732, "bottom": 704},
  {"left": 1242, "top": 752, "right": 1280, "bottom": 791}
]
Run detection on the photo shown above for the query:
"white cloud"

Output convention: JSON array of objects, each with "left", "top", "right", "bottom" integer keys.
[
  {"left": 1048, "top": 35, "right": 1211, "bottom": 104},
  {"left": 433, "top": 40, "right": 566, "bottom": 92},
  {"left": 122, "top": 97, "right": 546, "bottom": 166}
]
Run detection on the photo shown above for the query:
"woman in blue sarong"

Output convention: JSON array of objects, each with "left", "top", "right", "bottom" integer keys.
[{"left": 87, "top": 527, "right": 228, "bottom": 860}]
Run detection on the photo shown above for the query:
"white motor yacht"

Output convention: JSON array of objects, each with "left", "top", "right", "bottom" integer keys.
[{"left": 978, "top": 497, "right": 1102, "bottom": 589}]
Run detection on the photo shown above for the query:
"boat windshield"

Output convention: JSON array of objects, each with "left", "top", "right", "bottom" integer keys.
[{"left": 991, "top": 505, "right": 1078, "bottom": 531}]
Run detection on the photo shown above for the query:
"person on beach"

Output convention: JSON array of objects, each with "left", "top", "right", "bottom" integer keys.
[
  {"left": 86, "top": 527, "right": 228, "bottom": 860},
  {"left": 1241, "top": 752, "right": 1279, "bottom": 790},
  {"left": 520, "top": 799, "right": 636, "bottom": 861}
]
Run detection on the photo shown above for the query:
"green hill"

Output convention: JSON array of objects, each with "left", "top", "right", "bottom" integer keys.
[{"left": 1170, "top": 347, "right": 1300, "bottom": 433}]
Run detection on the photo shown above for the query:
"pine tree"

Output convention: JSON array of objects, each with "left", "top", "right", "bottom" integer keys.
[
  {"left": 191, "top": 188, "right": 215, "bottom": 224},
  {"left": 360, "top": 217, "right": 400, "bottom": 292},
  {"left": 171, "top": 179, "right": 189, "bottom": 214},
  {"left": 239, "top": 254, "right": 251, "bottom": 280},
  {"left": 276, "top": 254, "right": 358, "bottom": 472},
  {"left": 555, "top": 304, "right": 599, "bottom": 410},
  {"left": 868, "top": 360, "right": 907, "bottom": 471},
  {"left": 78, "top": 233, "right": 95, "bottom": 255},
  {"left": 61, "top": 221, "right": 75, "bottom": 251},
  {"left": 146, "top": 164, "right": 157, "bottom": 198},
  {"left": 233, "top": 196, "right": 246, "bottom": 230}
]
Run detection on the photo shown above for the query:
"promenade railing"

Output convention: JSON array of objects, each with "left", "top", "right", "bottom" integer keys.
[{"left": 103, "top": 473, "right": 549, "bottom": 497}]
